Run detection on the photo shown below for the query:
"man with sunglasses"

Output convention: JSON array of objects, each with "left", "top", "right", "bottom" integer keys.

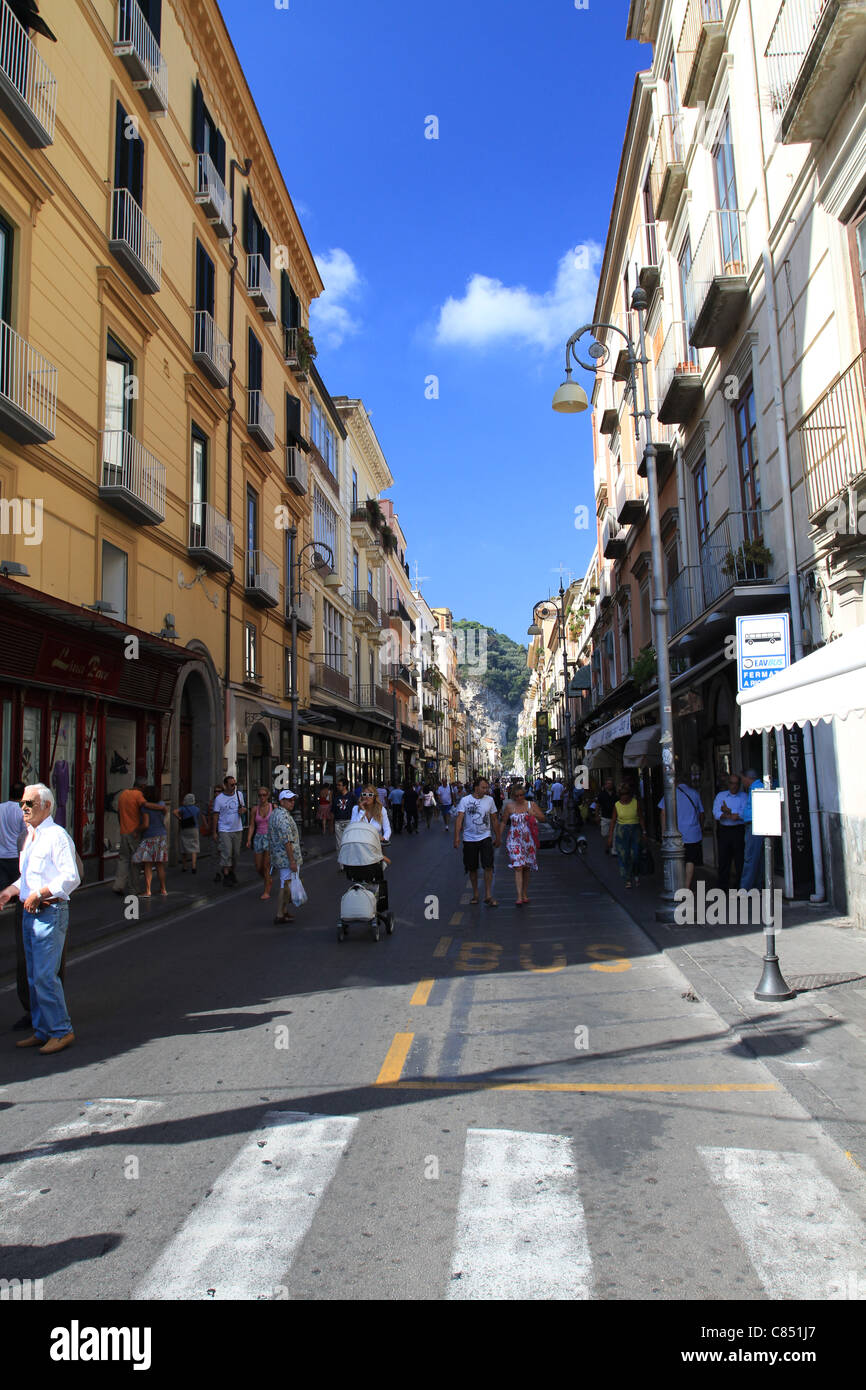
[
  {"left": 211, "top": 774, "right": 246, "bottom": 887},
  {"left": 0, "top": 784, "right": 79, "bottom": 1054}
]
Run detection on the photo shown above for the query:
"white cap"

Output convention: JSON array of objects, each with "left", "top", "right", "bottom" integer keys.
[{"left": 279, "top": 789, "right": 298, "bottom": 801}]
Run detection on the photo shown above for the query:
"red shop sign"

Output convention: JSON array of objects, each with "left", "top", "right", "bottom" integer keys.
[{"left": 34, "top": 636, "right": 123, "bottom": 695}]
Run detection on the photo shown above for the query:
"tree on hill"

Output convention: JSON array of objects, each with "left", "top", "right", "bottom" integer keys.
[{"left": 453, "top": 619, "right": 530, "bottom": 705}]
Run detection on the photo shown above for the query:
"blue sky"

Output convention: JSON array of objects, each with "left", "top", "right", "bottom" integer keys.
[{"left": 220, "top": 0, "right": 650, "bottom": 645}]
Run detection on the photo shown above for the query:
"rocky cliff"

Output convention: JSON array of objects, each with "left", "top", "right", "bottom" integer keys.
[{"left": 454, "top": 619, "right": 530, "bottom": 769}]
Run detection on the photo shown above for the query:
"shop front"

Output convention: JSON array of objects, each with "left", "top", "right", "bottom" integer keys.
[{"left": 0, "top": 577, "right": 201, "bottom": 882}]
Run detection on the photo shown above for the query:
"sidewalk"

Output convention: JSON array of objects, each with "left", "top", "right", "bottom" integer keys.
[
  {"left": 578, "top": 825, "right": 866, "bottom": 1167},
  {"left": 0, "top": 833, "right": 334, "bottom": 986}
]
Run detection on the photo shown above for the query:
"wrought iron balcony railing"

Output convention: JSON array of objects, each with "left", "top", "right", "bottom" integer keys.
[
  {"left": 114, "top": 0, "right": 167, "bottom": 113},
  {"left": 192, "top": 310, "right": 230, "bottom": 388},
  {"left": 0, "top": 0, "right": 56, "bottom": 145},
  {"left": 0, "top": 319, "right": 56, "bottom": 444},
  {"left": 109, "top": 187, "right": 162, "bottom": 294},
  {"left": 800, "top": 351, "right": 866, "bottom": 518},
  {"left": 194, "top": 153, "right": 231, "bottom": 238}
]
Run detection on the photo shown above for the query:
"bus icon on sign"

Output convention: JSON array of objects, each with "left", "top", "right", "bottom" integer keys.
[{"left": 744, "top": 631, "right": 781, "bottom": 646}]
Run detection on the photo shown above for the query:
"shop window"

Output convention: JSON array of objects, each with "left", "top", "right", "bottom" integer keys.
[
  {"left": 101, "top": 540, "right": 128, "bottom": 622},
  {"left": 21, "top": 704, "right": 41, "bottom": 786},
  {"left": 104, "top": 715, "right": 136, "bottom": 854},
  {"left": 81, "top": 711, "right": 98, "bottom": 857}
]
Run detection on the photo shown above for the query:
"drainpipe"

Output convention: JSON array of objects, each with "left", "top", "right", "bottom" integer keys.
[
  {"left": 746, "top": 1, "right": 826, "bottom": 903},
  {"left": 224, "top": 157, "right": 252, "bottom": 768}
]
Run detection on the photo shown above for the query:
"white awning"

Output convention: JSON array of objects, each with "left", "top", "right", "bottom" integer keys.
[
  {"left": 737, "top": 625, "right": 866, "bottom": 735},
  {"left": 622, "top": 723, "right": 661, "bottom": 767},
  {"left": 584, "top": 709, "right": 632, "bottom": 751}
]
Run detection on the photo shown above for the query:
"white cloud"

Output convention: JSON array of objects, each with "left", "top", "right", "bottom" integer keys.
[
  {"left": 433, "top": 244, "right": 602, "bottom": 352},
  {"left": 311, "top": 248, "right": 363, "bottom": 349}
]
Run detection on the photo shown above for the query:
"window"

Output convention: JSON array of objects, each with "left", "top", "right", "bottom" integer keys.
[
  {"left": 243, "top": 191, "right": 270, "bottom": 266},
  {"left": 367, "top": 567, "right": 373, "bottom": 595},
  {"left": 313, "top": 487, "right": 337, "bottom": 556},
  {"left": 244, "top": 623, "right": 258, "bottom": 681},
  {"left": 639, "top": 583, "right": 651, "bottom": 646},
  {"left": 694, "top": 455, "right": 709, "bottom": 547},
  {"left": 286, "top": 393, "right": 302, "bottom": 446},
  {"left": 0, "top": 213, "right": 12, "bottom": 326},
  {"left": 713, "top": 109, "right": 742, "bottom": 266},
  {"left": 192, "top": 79, "right": 226, "bottom": 179},
  {"left": 352, "top": 469, "right": 358, "bottom": 512},
  {"left": 131, "top": 0, "right": 162, "bottom": 42},
  {"left": 280, "top": 270, "right": 300, "bottom": 331},
  {"left": 248, "top": 328, "right": 262, "bottom": 392},
  {"left": 310, "top": 397, "right": 337, "bottom": 476},
  {"left": 285, "top": 525, "right": 296, "bottom": 604},
  {"left": 190, "top": 427, "right": 207, "bottom": 543},
  {"left": 665, "top": 542, "right": 680, "bottom": 586},
  {"left": 284, "top": 647, "right": 294, "bottom": 697},
  {"left": 103, "top": 335, "right": 134, "bottom": 472},
  {"left": 353, "top": 549, "right": 359, "bottom": 592},
  {"left": 847, "top": 197, "right": 866, "bottom": 349},
  {"left": 735, "top": 376, "right": 761, "bottom": 528},
  {"left": 246, "top": 487, "right": 258, "bottom": 581},
  {"left": 195, "top": 241, "right": 215, "bottom": 317},
  {"left": 323, "top": 599, "right": 343, "bottom": 668},
  {"left": 114, "top": 101, "right": 143, "bottom": 207},
  {"left": 354, "top": 638, "right": 361, "bottom": 692},
  {"left": 101, "top": 541, "right": 128, "bottom": 622},
  {"left": 678, "top": 236, "right": 698, "bottom": 363},
  {"left": 642, "top": 176, "right": 656, "bottom": 264}
]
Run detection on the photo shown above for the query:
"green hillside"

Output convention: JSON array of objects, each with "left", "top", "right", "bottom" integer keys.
[{"left": 454, "top": 619, "right": 531, "bottom": 704}]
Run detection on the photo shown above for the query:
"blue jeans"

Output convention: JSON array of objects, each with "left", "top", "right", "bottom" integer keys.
[
  {"left": 22, "top": 902, "right": 72, "bottom": 1039},
  {"left": 740, "top": 825, "right": 763, "bottom": 891},
  {"left": 614, "top": 823, "right": 642, "bottom": 881}
]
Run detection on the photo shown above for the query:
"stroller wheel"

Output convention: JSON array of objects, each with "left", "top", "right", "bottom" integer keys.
[
  {"left": 337, "top": 923, "right": 347, "bottom": 942},
  {"left": 372, "top": 919, "right": 381, "bottom": 942},
  {"left": 385, "top": 912, "right": 395, "bottom": 935}
]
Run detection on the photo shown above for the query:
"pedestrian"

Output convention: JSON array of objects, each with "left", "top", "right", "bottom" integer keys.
[
  {"left": 132, "top": 786, "right": 169, "bottom": 896},
  {"left": 713, "top": 773, "right": 747, "bottom": 891},
  {"left": 376, "top": 781, "right": 388, "bottom": 807},
  {"left": 0, "top": 783, "right": 80, "bottom": 1054},
  {"left": 659, "top": 777, "right": 705, "bottom": 891},
  {"left": 351, "top": 784, "right": 392, "bottom": 846},
  {"left": 403, "top": 782, "right": 419, "bottom": 834},
  {"left": 269, "top": 789, "right": 302, "bottom": 924},
  {"left": 211, "top": 774, "right": 246, "bottom": 887},
  {"left": 550, "top": 775, "right": 564, "bottom": 820},
  {"left": 437, "top": 779, "right": 452, "bottom": 831},
  {"left": 316, "top": 783, "right": 334, "bottom": 836},
  {"left": 608, "top": 782, "right": 646, "bottom": 888},
  {"left": 491, "top": 779, "right": 504, "bottom": 813},
  {"left": 113, "top": 778, "right": 147, "bottom": 893},
  {"left": 499, "top": 779, "right": 545, "bottom": 906},
  {"left": 1, "top": 780, "right": 33, "bottom": 1031},
  {"left": 739, "top": 769, "right": 764, "bottom": 892},
  {"left": 597, "top": 777, "right": 616, "bottom": 853},
  {"left": 173, "top": 793, "right": 202, "bottom": 874},
  {"left": 422, "top": 785, "right": 436, "bottom": 830},
  {"left": 388, "top": 782, "right": 405, "bottom": 834},
  {"left": 333, "top": 778, "right": 356, "bottom": 854},
  {"left": 246, "top": 786, "right": 273, "bottom": 899},
  {"left": 454, "top": 776, "right": 500, "bottom": 906}
]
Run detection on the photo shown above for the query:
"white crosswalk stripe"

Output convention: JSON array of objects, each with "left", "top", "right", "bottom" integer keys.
[
  {"left": 699, "top": 1146, "right": 866, "bottom": 1300},
  {"left": 0, "top": 1098, "right": 163, "bottom": 1227},
  {"left": 447, "top": 1128, "right": 593, "bottom": 1300},
  {"left": 133, "top": 1111, "right": 358, "bottom": 1300}
]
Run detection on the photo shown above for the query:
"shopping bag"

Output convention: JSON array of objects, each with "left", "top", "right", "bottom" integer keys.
[
  {"left": 290, "top": 872, "right": 308, "bottom": 907},
  {"left": 527, "top": 815, "right": 540, "bottom": 849}
]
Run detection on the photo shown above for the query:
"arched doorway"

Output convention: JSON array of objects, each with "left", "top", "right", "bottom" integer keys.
[
  {"left": 178, "top": 667, "right": 215, "bottom": 815},
  {"left": 248, "top": 725, "right": 272, "bottom": 805}
]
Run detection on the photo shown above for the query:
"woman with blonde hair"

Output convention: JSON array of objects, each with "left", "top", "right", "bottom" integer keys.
[{"left": 350, "top": 784, "right": 392, "bottom": 852}]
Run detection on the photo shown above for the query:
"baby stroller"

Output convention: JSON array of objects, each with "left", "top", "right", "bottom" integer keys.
[{"left": 336, "top": 821, "right": 394, "bottom": 942}]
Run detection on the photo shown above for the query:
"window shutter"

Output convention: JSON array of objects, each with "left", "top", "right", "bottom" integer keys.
[
  {"left": 286, "top": 393, "right": 301, "bottom": 443},
  {"left": 192, "top": 80, "right": 205, "bottom": 154},
  {"left": 243, "top": 189, "right": 251, "bottom": 254},
  {"left": 114, "top": 101, "right": 126, "bottom": 191},
  {"left": 261, "top": 225, "right": 271, "bottom": 269},
  {"left": 214, "top": 130, "right": 226, "bottom": 182},
  {"left": 280, "top": 270, "right": 290, "bottom": 328},
  {"left": 291, "top": 286, "right": 300, "bottom": 329},
  {"left": 140, "top": 0, "right": 162, "bottom": 44},
  {"left": 248, "top": 328, "right": 257, "bottom": 389}
]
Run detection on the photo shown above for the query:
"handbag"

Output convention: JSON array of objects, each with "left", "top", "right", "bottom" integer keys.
[
  {"left": 289, "top": 871, "right": 308, "bottom": 907},
  {"left": 527, "top": 813, "right": 540, "bottom": 849}
]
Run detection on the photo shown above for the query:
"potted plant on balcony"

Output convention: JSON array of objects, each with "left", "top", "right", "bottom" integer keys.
[
  {"left": 628, "top": 644, "right": 657, "bottom": 692},
  {"left": 721, "top": 538, "right": 773, "bottom": 580},
  {"left": 380, "top": 525, "right": 398, "bottom": 554},
  {"left": 296, "top": 327, "right": 317, "bottom": 375},
  {"left": 365, "top": 497, "right": 383, "bottom": 529}
]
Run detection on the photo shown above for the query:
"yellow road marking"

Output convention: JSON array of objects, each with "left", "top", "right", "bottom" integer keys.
[
  {"left": 378, "top": 1081, "right": 778, "bottom": 1093},
  {"left": 455, "top": 941, "right": 502, "bottom": 972},
  {"left": 410, "top": 979, "right": 435, "bottom": 1006},
  {"left": 588, "top": 944, "right": 631, "bottom": 973},
  {"left": 433, "top": 936, "right": 452, "bottom": 958},
  {"left": 375, "top": 1032, "right": 414, "bottom": 1085},
  {"left": 520, "top": 942, "right": 567, "bottom": 973},
  {"left": 449, "top": 911, "right": 463, "bottom": 926}
]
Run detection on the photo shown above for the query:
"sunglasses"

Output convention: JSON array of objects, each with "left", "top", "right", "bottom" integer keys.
[{"left": 20, "top": 799, "right": 38, "bottom": 809}]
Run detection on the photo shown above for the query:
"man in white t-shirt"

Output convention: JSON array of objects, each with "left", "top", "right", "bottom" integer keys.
[
  {"left": 437, "top": 781, "right": 452, "bottom": 832},
  {"left": 550, "top": 778, "right": 564, "bottom": 815},
  {"left": 454, "top": 777, "right": 501, "bottom": 906},
  {"left": 211, "top": 774, "right": 246, "bottom": 886}
]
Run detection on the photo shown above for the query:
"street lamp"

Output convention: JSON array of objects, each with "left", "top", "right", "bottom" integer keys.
[
  {"left": 287, "top": 529, "right": 341, "bottom": 791},
  {"left": 553, "top": 287, "right": 684, "bottom": 917},
  {"left": 528, "top": 587, "right": 574, "bottom": 822}
]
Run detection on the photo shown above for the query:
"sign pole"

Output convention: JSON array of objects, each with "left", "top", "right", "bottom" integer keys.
[{"left": 754, "top": 728, "right": 794, "bottom": 1001}]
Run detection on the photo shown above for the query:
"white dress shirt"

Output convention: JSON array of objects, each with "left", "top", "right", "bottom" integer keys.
[
  {"left": 13, "top": 816, "right": 80, "bottom": 902},
  {"left": 350, "top": 805, "right": 392, "bottom": 843}
]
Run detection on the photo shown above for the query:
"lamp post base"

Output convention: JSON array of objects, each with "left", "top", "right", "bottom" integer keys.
[
  {"left": 755, "top": 934, "right": 795, "bottom": 1001},
  {"left": 655, "top": 831, "right": 686, "bottom": 923}
]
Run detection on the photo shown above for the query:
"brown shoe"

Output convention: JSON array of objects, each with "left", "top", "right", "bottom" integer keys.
[
  {"left": 16, "top": 1034, "right": 47, "bottom": 1048},
  {"left": 38, "top": 1032, "right": 75, "bottom": 1055}
]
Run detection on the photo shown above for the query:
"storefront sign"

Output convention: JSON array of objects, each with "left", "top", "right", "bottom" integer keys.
[
  {"left": 782, "top": 724, "right": 814, "bottom": 899},
  {"left": 34, "top": 637, "right": 122, "bottom": 695}
]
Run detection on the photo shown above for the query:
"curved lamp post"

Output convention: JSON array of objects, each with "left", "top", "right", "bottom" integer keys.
[
  {"left": 553, "top": 287, "right": 684, "bottom": 918},
  {"left": 287, "top": 531, "right": 341, "bottom": 792},
  {"left": 528, "top": 588, "right": 574, "bottom": 819}
]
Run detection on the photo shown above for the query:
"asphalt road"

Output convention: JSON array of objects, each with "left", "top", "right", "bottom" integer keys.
[{"left": 2, "top": 823, "right": 866, "bottom": 1302}]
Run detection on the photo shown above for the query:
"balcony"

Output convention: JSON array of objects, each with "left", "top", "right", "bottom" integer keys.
[
  {"left": 599, "top": 406, "right": 619, "bottom": 436},
  {"left": 388, "top": 662, "right": 416, "bottom": 692},
  {"left": 0, "top": 321, "right": 56, "bottom": 443},
  {"left": 637, "top": 221, "right": 661, "bottom": 295},
  {"left": 352, "top": 590, "right": 380, "bottom": 629},
  {"left": 99, "top": 430, "right": 166, "bottom": 524},
  {"left": 312, "top": 661, "right": 350, "bottom": 700},
  {"left": 284, "top": 445, "right": 308, "bottom": 496},
  {"left": 246, "top": 253, "right": 277, "bottom": 322},
  {"left": 766, "top": 0, "right": 866, "bottom": 145},
  {"left": 637, "top": 407, "right": 677, "bottom": 478},
  {"left": 188, "top": 502, "right": 233, "bottom": 570},
  {"left": 800, "top": 351, "right": 866, "bottom": 519},
  {"left": 350, "top": 504, "right": 379, "bottom": 547},
  {"left": 401, "top": 722, "right": 420, "bottom": 746},
  {"left": 192, "top": 310, "right": 229, "bottom": 388},
  {"left": 687, "top": 209, "right": 749, "bottom": 348},
  {"left": 701, "top": 510, "right": 772, "bottom": 610},
  {"left": 287, "top": 590, "right": 314, "bottom": 630},
  {"left": 358, "top": 683, "right": 393, "bottom": 716},
  {"left": 194, "top": 153, "right": 231, "bottom": 238},
  {"left": 0, "top": 0, "right": 56, "bottom": 146},
  {"left": 114, "top": 0, "right": 167, "bottom": 114},
  {"left": 669, "top": 565, "right": 703, "bottom": 637},
  {"left": 657, "top": 321, "right": 703, "bottom": 425},
  {"left": 677, "top": 0, "right": 726, "bottom": 109},
  {"left": 602, "top": 509, "right": 627, "bottom": 560},
  {"left": 247, "top": 390, "right": 275, "bottom": 451},
  {"left": 650, "top": 113, "right": 687, "bottom": 224},
  {"left": 109, "top": 188, "right": 162, "bottom": 294},
  {"left": 615, "top": 464, "right": 646, "bottom": 527},
  {"left": 245, "top": 549, "right": 279, "bottom": 607}
]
